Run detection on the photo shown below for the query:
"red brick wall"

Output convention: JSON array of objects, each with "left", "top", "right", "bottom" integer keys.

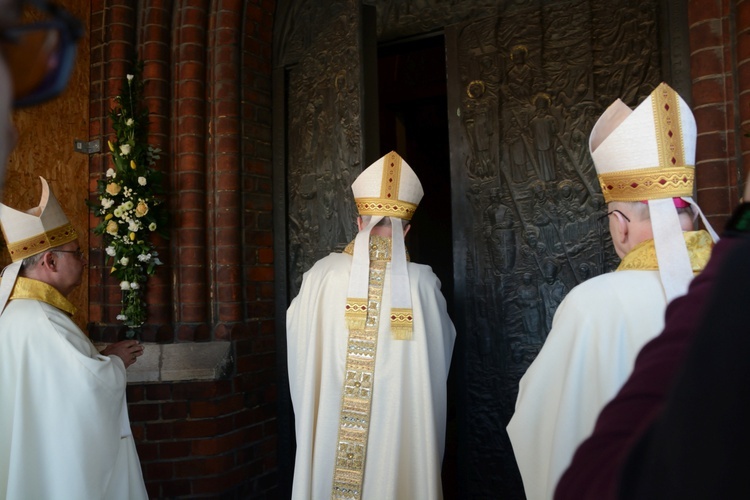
[
  {"left": 689, "top": 0, "right": 746, "bottom": 228},
  {"left": 88, "top": 1, "right": 276, "bottom": 497},
  {"left": 738, "top": 0, "right": 750, "bottom": 194}
]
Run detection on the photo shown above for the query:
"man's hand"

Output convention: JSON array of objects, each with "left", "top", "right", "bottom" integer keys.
[{"left": 101, "top": 340, "right": 144, "bottom": 368}]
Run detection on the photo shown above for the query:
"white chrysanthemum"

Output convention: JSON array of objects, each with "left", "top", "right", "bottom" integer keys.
[
  {"left": 120, "top": 144, "right": 131, "bottom": 156},
  {"left": 149, "top": 222, "right": 157, "bottom": 231},
  {"left": 124, "top": 201, "right": 134, "bottom": 210},
  {"left": 120, "top": 281, "right": 131, "bottom": 290},
  {"left": 138, "top": 253, "right": 151, "bottom": 262},
  {"left": 113, "top": 207, "right": 123, "bottom": 218},
  {"left": 120, "top": 257, "right": 129, "bottom": 266},
  {"left": 106, "top": 168, "right": 115, "bottom": 178},
  {"left": 105, "top": 246, "right": 116, "bottom": 257},
  {"left": 138, "top": 176, "right": 147, "bottom": 186}
]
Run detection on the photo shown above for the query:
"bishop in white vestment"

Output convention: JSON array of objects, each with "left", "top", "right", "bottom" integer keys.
[
  {"left": 0, "top": 178, "right": 147, "bottom": 500},
  {"left": 287, "top": 152, "right": 456, "bottom": 500},
  {"left": 507, "top": 83, "right": 718, "bottom": 500}
]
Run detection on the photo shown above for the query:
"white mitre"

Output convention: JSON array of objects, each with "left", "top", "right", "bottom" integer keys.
[
  {"left": 0, "top": 177, "right": 77, "bottom": 314},
  {"left": 590, "top": 82, "right": 718, "bottom": 300}
]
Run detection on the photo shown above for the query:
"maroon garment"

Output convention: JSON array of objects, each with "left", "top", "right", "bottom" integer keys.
[
  {"left": 554, "top": 236, "right": 736, "bottom": 500},
  {"left": 618, "top": 237, "right": 750, "bottom": 498}
]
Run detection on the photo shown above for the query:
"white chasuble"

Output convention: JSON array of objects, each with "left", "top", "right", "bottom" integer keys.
[
  {"left": 507, "top": 231, "right": 713, "bottom": 500},
  {"left": 0, "top": 281, "right": 147, "bottom": 500},
  {"left": 287, "top": 236, "right": 456, "bottom": 500}
]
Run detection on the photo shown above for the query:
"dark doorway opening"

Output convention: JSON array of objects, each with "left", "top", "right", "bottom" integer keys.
[
  {"left": 377, "top": 34, "right": 453, "bottom": 308},
  {"left": 378, "top": 34, "right": 458, "bottom": 499}
]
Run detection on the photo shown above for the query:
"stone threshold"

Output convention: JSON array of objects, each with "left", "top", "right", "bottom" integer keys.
[{"left": 96, "top": 341, "right": 233, "bottom": 383}]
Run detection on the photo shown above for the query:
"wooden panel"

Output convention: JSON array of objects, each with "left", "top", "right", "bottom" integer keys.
[{"left": 1, "top": 0, "right": 90, "bottom": 331}]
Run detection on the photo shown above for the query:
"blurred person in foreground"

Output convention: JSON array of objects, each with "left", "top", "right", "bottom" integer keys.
[
  {"left": 0, "top": 3, "right": 148, "bottom": 498},
  {"left": 507, "top": 82, "right": 718, "bottom": 499},
  {"left": 0, "top": 0, "right": 83, "bottom": 190},
  {"left": 287, "top": 151, "right": 456, "bottom": 499}
]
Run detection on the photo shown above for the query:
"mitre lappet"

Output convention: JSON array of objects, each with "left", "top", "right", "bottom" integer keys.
[
  {"left": 590, "top": 82, "right": 719, "bottom": 300},
  {"left": 0, "top": 177, "right": 77, "bottom": 314},
  {"left": 345, "top": 151, "right": 423, "bottom": 340}
]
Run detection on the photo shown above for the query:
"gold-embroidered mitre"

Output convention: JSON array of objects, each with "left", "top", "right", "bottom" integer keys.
[
  {"left": 590, "top": 82, "right": 696, "bottom": 203},
  {"left": 589, "top": 83, "right": 719, "bottom": 302},
  {"left": 346, "top": 151, "right": 423, "bottom": 340},
  {"left": 0, "top": 177, "right": 77, "bottom": 262},
  {"left": 0, "top": 177, "right": 78, "bottom": 316},
  {"left": 352, "top": 150, "right": 424, "bottom": 220}
]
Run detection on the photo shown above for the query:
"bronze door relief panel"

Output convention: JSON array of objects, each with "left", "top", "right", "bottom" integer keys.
[{"left": 445, "top": 1, "right": 662, "bottom": 496}]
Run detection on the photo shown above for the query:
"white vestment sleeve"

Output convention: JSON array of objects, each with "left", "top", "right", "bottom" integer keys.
[{"left": 507, "top": 271, "right": 667, "bottom": 500}]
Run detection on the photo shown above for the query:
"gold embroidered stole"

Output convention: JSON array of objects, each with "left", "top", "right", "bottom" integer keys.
[
  {"left": 1, "top": 276, "right": 76, "bottom": 316},
  {"left": 617, "top": 230, "right": 713, "bottom": 272},
  {"left": 333, "top": 237, "right": 392, "bottom": 499}
]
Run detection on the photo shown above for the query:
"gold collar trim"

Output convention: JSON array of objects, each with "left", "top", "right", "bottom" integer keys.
[
  {"left": 617, "top": 230, "right": 713, "bottom": 272},
  {"left": 3, "top": 276, "right": 76, "bottom": 316},
  {"left": 343, "top": 235, "right": 410, "bottom": 262}
]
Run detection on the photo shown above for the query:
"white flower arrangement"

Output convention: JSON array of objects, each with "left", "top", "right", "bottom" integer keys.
[{"left": 90, "top": 66, "right": 166, "bottom": 336}]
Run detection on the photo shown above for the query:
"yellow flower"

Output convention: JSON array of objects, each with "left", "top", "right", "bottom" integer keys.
[
  {"left": 106, "top": 220, "right": 118, "bottom": 235},
  {"left": 135, "top": 201, "right": 149, "bottom": 217},
  {"left": 108, "top": 140, "right": 114, "bottom": 152},
  {"left": 130, "top": 160, "right": 137, "bottom": 170},
  {"left": 105, "top": 183, "right": 121, "bottom": 196},
  {"left": 105, "top": 213, "right": 113, "bottom": 221},
  {"left": 110, "top": 266, "right": 117, "bottom": 274},
  {"left": 129, "top": 232, "right": 136, "bottom": 241}
]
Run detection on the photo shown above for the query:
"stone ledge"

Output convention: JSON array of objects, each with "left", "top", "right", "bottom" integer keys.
[{"left": 96, "top": 341, "right": 233, "bottom": 383}]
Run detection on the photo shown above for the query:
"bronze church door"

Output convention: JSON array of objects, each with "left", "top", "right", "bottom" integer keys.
[
  {"left": 274, "top": 1, "right": 687, "bottom": 498},
  {"left": 442, "top": 3, "right": 684, "bottom": 496}
]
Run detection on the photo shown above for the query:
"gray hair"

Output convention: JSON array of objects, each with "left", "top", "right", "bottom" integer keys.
[
  {"left": 20, "top": 252, "right": 45, "bottom": 273},
  {"left": 19, "top": 246, "right": 67, "bottom": 274}
]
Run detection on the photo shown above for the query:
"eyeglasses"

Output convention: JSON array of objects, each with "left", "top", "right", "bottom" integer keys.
[
  {"left": 54, "top": 248, "right": 84, "bottom": 260},
  {"left": 598, "top": 209, "right": 631, "bottom": 222},
  {"left": 0, "top": 0, "right": 83, "bottom": 108}
]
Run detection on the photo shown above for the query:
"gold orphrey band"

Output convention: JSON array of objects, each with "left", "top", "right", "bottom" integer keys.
[
  {"left": 597, "top": 84, "right": 695, "bottom": 203},
  {"left": 5, "top": 224, "right": 78, "bottom": 262},
  {"left": 597, "top": 165, "right": 694, "bottom": 203},
  {"left": 331, "top": 261, "right": 387, "bottom": 500}
]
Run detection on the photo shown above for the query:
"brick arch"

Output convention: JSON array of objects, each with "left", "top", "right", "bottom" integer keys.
[
  {"left": 89, "top": 0, "right": 255, "bottom": 341},
  {"left": 139, "top": 1, "right": 174, "bottom": 330},
  {"left": 88, "top": 0, "right": 276, "bottom": 496},
  {"left": 171, "top": 0, "right": 210, "bottom": 338},
  {"left": 688, "top": 0, "right": 747, "bottom": 228},
  {"left": 739, "top": 0, "right": 750, "bottom": 188},
  {"left": 206, "top": 0, "right": 244, "bottom": 334}
]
